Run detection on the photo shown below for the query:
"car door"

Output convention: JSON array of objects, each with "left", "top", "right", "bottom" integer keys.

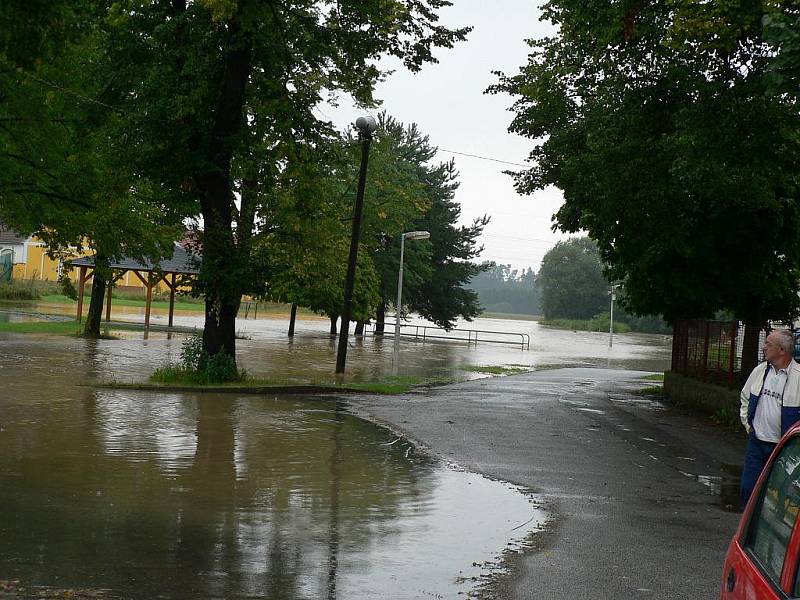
[{"left": 722, "top": 435, "right": 800, "bottom": 599}]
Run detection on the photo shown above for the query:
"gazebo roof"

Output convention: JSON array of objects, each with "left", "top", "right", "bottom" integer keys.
[{"left": 70, "top": 242, "right": 200, "bottom": 275}]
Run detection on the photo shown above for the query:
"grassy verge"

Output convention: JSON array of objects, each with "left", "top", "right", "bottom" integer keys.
[
  {"left": 540, "top": 317, "right": 631, "bottom": 333},
  {"left": 462, "top": 364, "right": 530, "bottom": 375},
  {"left": 107, "top": 373, "right": 459, "bottom": 395},
  {"left": 0, "top": 320, "right": 98, "bottom": 335},
  {"left": 634, "top": 385, "right": 664, "bottom": 396},
  {"left": 479, "top": 312, "right": 541, "bottom": 321},
  {"left": 641, "top": 373, "right": 665, "bottom": 381},
  {"left": 0, "top": 319, "right": 171, "bottom": 337}
]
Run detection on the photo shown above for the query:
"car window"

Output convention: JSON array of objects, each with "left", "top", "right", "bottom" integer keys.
[{"left": 745, "top": 436, "right": 800, "bottom": 587}]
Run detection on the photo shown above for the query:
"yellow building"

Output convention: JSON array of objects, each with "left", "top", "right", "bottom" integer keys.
[
  {"left": 0, "top": 226, "right": 184, "bottom": 293},
  {"left": 0, "top": 229, "right": 81, "bottom": 282}
]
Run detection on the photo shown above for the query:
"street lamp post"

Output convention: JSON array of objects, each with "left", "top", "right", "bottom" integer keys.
[
  {"left": 393, "top": 230, "right": 430, "bottom": 374},
  {"left": 335, "top": 115, "right": 378, "bottom": 375},
  {"left": 609, "top": 283, "right": 620, "bottom": 348}
]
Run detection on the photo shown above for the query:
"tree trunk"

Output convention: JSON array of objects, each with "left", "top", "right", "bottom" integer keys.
[
  {"left": 194, "top": 8, "right": 251, "bottom": 365},
  {"left": 329, "top": 315, "right": 338, "bottom": 335},
  {"left": 83, "top": 268, "right": 107, "bottom": 338},
  {"left": 375, "top": 299, "right": 385, "bottom": 335},
  {"left": 741, "top": 320, "right": 765, "bottom": 377},
  {"left": 288, "top": 302, "right": 297, "bottom": 337},
  {"left": 354, "top": 320, "right": 365, "bottom": 335}
]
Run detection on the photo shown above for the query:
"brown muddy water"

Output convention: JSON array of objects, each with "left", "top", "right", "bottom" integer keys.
[{"left": 0, "top": 334, "right": 545, "bottom": 599}]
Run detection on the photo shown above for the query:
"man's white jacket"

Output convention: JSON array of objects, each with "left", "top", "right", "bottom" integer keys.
[{"left": 740, "top": 360, "right": 800, "bottom": 436}]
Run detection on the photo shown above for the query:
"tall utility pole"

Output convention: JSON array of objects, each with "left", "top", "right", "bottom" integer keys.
[{"left": 335, "top": 116, "right": 377, "bottom": 374}]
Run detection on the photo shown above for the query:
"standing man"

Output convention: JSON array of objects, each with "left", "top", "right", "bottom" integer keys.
[{"left": 740, "top": 329, "right": 800, "bottom": 509}]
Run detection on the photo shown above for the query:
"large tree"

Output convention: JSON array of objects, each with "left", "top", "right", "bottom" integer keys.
[
  {"left": 0, "top": 2, "right": 185, "bottom": 337},
  {"left": 491, "top": 0, "right": 800, "bottom": 371},
  {"left": 369, "top": 116, "right": 488, "bottom": 330},
  {"left": 100, "top": 0, "right": 469, "bottom": 365},
  {"left": 537, "top": 237, "right": 608, "bottom": 320}
]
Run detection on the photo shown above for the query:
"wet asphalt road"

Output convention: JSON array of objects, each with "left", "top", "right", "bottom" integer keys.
[{"left": 345, "top": 367, "right": 746, "bottom": 599}]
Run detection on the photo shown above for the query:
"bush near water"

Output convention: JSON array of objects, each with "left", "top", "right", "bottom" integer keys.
[{"left": 152, "top": 335, "right": 246, "bottom": 385}]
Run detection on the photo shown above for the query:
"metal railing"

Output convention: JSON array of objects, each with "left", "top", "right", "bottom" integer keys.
[
  {"left": 238, "top": 300, "right": 259, "bottom": 319},
  {"left": 368, "top": 321, "right": 530, "bottom": 350}
]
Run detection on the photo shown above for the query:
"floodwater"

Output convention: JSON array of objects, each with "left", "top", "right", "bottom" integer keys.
[
  {"left": 0, "top": 335, "right": 545, "bottom": 599},
  {"left": 0, "top": 305, "right": 668, "bottom": 597},
  {"left": 20, "top": 303, "right": 668, "bottom": 382}
]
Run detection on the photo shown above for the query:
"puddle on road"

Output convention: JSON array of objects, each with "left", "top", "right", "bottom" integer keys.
[
  {"left": 678, "top": 464, "right": 741, "bottom": 511},
  {"left": 0, "top": 337, "right": 545, "bottom": 599}
]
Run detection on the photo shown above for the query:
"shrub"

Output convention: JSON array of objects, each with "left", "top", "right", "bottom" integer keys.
[
  {"left": 152, "top": 334, "right": 245, "bottom": 384},
  {"left": 0, "top": 279, "right": 42, "bottom": 301},
  {"left": 59, "top": 275, "right": 78, "bottom": 300}
]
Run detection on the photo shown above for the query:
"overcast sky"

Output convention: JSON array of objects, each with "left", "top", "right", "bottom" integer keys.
[{"left": 325, "top": 0, "right": 572, "bottom": 273}]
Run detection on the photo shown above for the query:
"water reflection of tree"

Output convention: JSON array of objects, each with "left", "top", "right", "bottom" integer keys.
[{"left": 0, "top": 382, "right": 437, "bottom": 599}]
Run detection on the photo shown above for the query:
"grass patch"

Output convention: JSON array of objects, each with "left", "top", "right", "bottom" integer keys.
[
  {"left": 635, "top": 385, "right": 664, "bottom": 396},
  {"left": 462, "top": 364, "right": 530, "bottom": 375},
  {"left": 710, "top": 406, "right": 742, "bottom": 430},
  {"left": 641, "top": 373, "right": 665, "bottom": 381},
  {"left": 479, "top": 312, "right": 541, "bottom": 321},
  {"left": 540, "top": 317, "right": 631, "bottom": 333},
  {"left": 0, "top": 280, "right": 43, "bottom": 301},
  {"left": 0, "top": 320, "right": 120, "bottom": 336},
  {"left": 120, "top": 372, "right": 460, "bottom": 395},
  {"left": 0, "top": 319, "right": 170, "bottom": 337}
]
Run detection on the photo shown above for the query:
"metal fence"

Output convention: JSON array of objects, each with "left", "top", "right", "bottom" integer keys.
[
  {"left": 671, "top": 319, "right": 793, "bottom": 388},
  {"left": 671, "top": 320, "right": 741, "bottom": 387}
]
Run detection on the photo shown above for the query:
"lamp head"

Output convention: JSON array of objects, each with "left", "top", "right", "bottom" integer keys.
[
  {"left": 403, "top": 230, "right": 431, "bottom": 241},
  {"left": 355, "top": 115, "right": 378, "bottom": 136}
]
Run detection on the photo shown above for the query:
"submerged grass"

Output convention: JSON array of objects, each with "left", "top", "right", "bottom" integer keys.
[
  {"left": 0, "top": 320, "right": 125, "bottom": 337},
  {"left": 462, "top": 365, "right": 530, "bottom": 376}
]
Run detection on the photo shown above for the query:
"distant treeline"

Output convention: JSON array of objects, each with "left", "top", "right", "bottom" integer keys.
[
  {"left": 468, "top": 263, "right": 541, "bottom": 316},
  {"left": 469, "top": 241, "right": 672, "bottom": 335}
]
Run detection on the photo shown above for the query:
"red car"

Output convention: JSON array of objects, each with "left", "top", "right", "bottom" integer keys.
[{"left": 721, "top": 422, "right": 800, "bottom": 598}]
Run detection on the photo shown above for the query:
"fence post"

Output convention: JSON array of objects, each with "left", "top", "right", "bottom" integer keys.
[
  {"left": 702, "top": 321, "right": 710, "bottom": 377},
  {"left": 728, "top": 321, "right": 737, "bottom": 387}
]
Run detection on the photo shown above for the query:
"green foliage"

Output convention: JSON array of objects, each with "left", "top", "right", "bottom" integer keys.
[
  {"left": 492, "top": 0, "right": 800, "bottom": 329},
  {"left": 3, "top": 1, "right": 469, "bottom": 361},
  {"left": 469, "top": 263, "right": 540, "bottom": 315},
  {"left": 541, "top": 317, "right": 630, "bottom": 334},
  {"left": 711, "top": 406, "right": 741, "bottom": 430},
  {"left": 152, "top": 335, "right": 245, "bottom": 385},
  {"left": 58, "top": 274, "right": 77, "bottom": 300},
  {"left": 370, "top": 114, "right": 489, "bottom": 329},
  {"left": 635, "top": 386, "right": 665, "bottom": 397},
  {"left": 0, "top": 279, "right": 42, "bottom": 301},
  {"left": 642, "top": 373, "right": 665, "bottom": 382},
  {"left": 537, "top": 237, "right": 608, "bottom": 320}
]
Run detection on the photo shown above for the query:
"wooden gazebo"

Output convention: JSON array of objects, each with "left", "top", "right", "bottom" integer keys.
[{"left": 70, "top": 243, "right": 199, "bottom": 329}]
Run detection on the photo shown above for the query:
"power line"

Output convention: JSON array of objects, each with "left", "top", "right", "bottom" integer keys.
[{"left": 435, "top": 147, "right": 530, "bottom": 168}]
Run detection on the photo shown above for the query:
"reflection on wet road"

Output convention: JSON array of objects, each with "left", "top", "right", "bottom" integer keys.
[{"left": 0, "top": 336, "right": 543, "bottom": 599}]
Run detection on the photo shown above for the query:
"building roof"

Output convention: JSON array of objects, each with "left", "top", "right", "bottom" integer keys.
[
  {"left": 70, "top": 242, "right": 200, "bottom": 275},
  {"left": 0, "top": 224, "right": 29, "bottom": 245}
]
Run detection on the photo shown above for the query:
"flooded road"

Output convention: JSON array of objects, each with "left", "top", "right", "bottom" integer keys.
[{"left": 0, "top": 335, "right": 544, "bottom": 599}]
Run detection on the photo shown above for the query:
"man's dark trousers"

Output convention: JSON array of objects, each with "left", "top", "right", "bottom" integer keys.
[{"left": 740, "top": 432, "right": 778, "bottom": 510}]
